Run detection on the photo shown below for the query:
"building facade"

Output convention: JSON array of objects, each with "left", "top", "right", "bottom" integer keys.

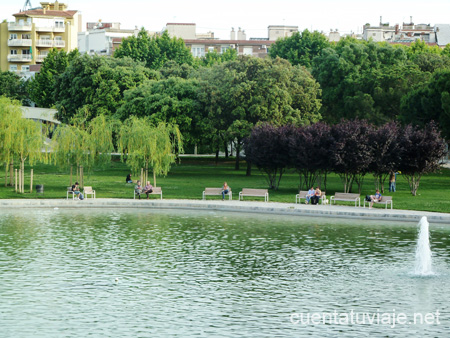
[
  {"left": 0, "top": 1, "right": 81, "bottom": 73},
  {"left": 78, "top": 21, "right": 138, "bottom": 56}
]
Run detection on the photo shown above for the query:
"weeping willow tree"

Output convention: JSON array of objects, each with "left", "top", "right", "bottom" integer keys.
[
  {"left": 117, "top": 117, "right": 183, "bottom": 186},
  {"left": 0, "top": 97, "right": 20, "bottom": 187},
  {"left": 51, "top": 114, "right": 116, "bottom": 187},
  {"left": 0, "top": 96, "right": 46, "bottom": 193}
]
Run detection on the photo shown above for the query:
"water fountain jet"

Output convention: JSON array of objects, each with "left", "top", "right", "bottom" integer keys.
[{"left": 414, "top": 216, "right": 433, "bottom": 276}]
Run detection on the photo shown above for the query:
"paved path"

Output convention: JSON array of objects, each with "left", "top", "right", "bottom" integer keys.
[{"left": 1, "top": 198, "right": 449, "bottom": 224}]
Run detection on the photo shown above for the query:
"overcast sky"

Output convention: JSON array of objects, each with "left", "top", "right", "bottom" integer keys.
[{"left": 3, "top": 0, "right": 450, "bottom": 39}]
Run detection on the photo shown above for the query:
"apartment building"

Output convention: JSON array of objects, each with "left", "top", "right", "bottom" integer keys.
[
  {"left": 78, "top": 21, "right": 139, "bottom": 56},
  {"left": 0, "top": 1, "right": 81, "bottom": 74}
]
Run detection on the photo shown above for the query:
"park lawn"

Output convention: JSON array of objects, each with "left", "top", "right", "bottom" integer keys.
[{"left": 0, "top": 156, "right": 449, "bottom": 214}]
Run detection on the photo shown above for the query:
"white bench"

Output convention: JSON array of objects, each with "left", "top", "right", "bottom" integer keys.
[
  {"left": 239, "top": 188, "right": 269, "bottom": 202},
  {"left": 330, "top": 193, "right": 360, "bottom": 207},
  {"left": 67, "top": 187, "right": 77, "bottom": 200},
  {"left": 363, "top": 196, "right": 393, "bottom": 209},
  {"left": 83, "top": 186, "right": 96, "bottom": 199},
  {"left": 296, "top": 191, "right": 327, "bottom": 204},
  {"left": 134, "top": 186, "right": 162, "bottom": 200},
  {"left": 202, "top": 188, "right": 232, "bottom": 200}
]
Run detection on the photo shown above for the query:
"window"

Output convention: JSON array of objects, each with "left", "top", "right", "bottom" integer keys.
[
  {"left": 9, "top": 65, "right": 18, "bottom": 71},
  {"left": 220, "top": 46, "right": 229, "bottom": 54},
  {"left": 40, "top": 35, "right": 51, "bottom": 40},
  {"left": 243, "top": 47, "right": 253, "bottom": 55},
  {"left": 208, "top": 47, "right": 214, "bottom": 52},
  {"left": 55, "top": 36, "right": 63, "bottom": 41},
  {"left": 22, "top": 34, "right": 31, "bottom": 39},
  {"left": 21, "top": 65, "right": 30, "bottom": 72},
  {"left": 10, "top": 49, "right": 18, "bottom": 55},
  {"left": 22, "top": 49, "right": 30, "bottom": 55},
  {"left": 55, "top": 20, "right": 64, "bottom": 28},
  {"left": 10, "top": 34, "right": 18, "bottom": 40},
  {"left": 191, "top": 47, "right": 205, "bottom": 57}
]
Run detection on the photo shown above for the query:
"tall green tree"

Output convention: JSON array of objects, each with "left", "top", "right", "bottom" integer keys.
[
  {"left": 117, "top": 77, "right": 201, "bottom": 145},
  {"left": 268, "top": 29, "right": 330, "bottom": 68},
  {"left": 117, "top": 117, "right": 183, "bottom": 186},
  {"left": 29, "top": 48, "right": 79, "bottom": 108},
  {"left": 195, "top": 56, "right": 322, "bottom": 170},
  {"left": 0, "top": 71, "right": 28, "bottom": 103},
  {"left": 114, "top": 29, "right": 194, "bottom": 70},
  {"left": 54, "top": 54, "right": 158, "bottom": 123}
]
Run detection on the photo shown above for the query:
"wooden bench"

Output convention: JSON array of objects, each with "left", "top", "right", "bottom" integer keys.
[
  {"left": 202, "top": 188, "right": 232, "bottom": 200},
  {"left": 330, "top": 193, "right": 360, "bottom": 207},
  {"left": 239, "top": 188, "right": 269, "bottom": 202},
  {"left": 363, "top": 196, "right": 393, "bottom": 209},
  {"left": 83, "top": 186, "right": 96, "bottom": 199},
  {"left": 295, "top": 191, "right": 327, "bottom": 204},
  {"left": 134, "top": 186, "right": 162, "bottom": 200}
]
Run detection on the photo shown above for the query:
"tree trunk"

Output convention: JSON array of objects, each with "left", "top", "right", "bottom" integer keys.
[
  {"left": 246, "top": 161, "right": 252, "bottom": 176},
  {"left": 153, "top": 170, "right": 157, "bottom": 187},
  {"left": 4, "top": 163, "right": 7, "bottom": 187},
  {"left": 224, "top": 141, "right": 229, "bottom": 158},
  {"left": 70, "top": 166, "right": 73, "bottom": 186},
  {"left": 15, "top": 169, "right": 17, "bottom": 192},
  {"left": 30, "top": 169, "right": 33, "bottom": 193},
  {"left": 10, "top": 160, "right": 13, "bottom": 186},
  {"left": 215, "top": 149, "right": 219, "bottom": 166},
  {"left": 235, "top": 141, "right": 240, "bottom": 171}
]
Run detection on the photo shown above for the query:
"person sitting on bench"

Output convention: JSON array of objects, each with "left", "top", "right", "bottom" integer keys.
[
  {"left": 72, "top": 182, "right": 84, "bottom": 200},
  {"left": 126, "top": 173, "right": 133, "bottom": 183},
  {"left": 143, "top": 181, "right": 153, "bottom": 199},
  {"left": 135, "top": 181, "right": 143, "bottom": 199}
]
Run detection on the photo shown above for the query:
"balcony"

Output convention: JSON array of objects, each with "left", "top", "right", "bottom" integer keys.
[
  {"left": 7, "top": 54, "right": 32, "bottom": 62},
  {"left": 36, "top": 39, "right": 53, "bottom": 47},
  {"left": 53, "top": 40, "right": 66, "bottom": 48},
  {"left": 8, "top": 22, "right": 32, "bottom": 31},
  {"left": 36, "top": 26, "right": 53, "bottom": 32},
  {"left": 8, "top": 39, "right": 32, "bottom": 47},
  {"left": 36, "top": 54, "right": 48, "bottom": 62},
  {"left": 53, "top": 25, "right": 65, "bottom": 33}
]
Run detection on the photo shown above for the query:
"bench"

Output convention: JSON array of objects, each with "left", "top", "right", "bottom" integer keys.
[
  {"left": 330, "top": 193, "right": 360, "bottom": 207},
  {"left": 296, "top": 191, "right": 327, "bottom": 204},
  {"left": 363, "top": 196, "right": 393, "bottom": 209},
  {"left": 67, "top": 186, "right": 77, "bottom": 200},
  {"left": 134, "top": 186, "right": 162, "bottom": 200},
  {"left": 239, "top": 188, "right": 269, "bottom": 202},
  {"left": 83, "top": 186, "right": 96, "bottom": 199},
  {"left": 202, "top": 188, "right": 232, "bottom": 200}
]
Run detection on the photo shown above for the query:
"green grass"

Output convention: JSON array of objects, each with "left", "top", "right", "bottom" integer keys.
[{"left": 1, "top": 156, "right": 449, "bottom": 213}]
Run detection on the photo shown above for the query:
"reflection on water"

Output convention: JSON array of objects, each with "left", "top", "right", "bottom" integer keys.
[{"left": 0, "top": 209, "right": 449, "bottom": 337}]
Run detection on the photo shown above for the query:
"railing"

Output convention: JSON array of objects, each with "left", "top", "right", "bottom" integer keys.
[
  {"left": 36, "top": 55, "right": 48, "bottom": 62},
  {"left": 8, "top": 22, "right": 32, "bottom": 31},
  {"left": 36, "top": 39, "right": 53, "bottom": 47},
  {"left": 7, "top": 54, "right": 32, "bottom": 62},
  {"left": 53, "top": 25, "right": 65, "bottom": 32},
  {"left": 53, "top": 40, "right": 65, "bottom": 47},
  {"left": 35, "top": 26, "right": 53, "bottom": 32},
  {"left": 8, "top": 39, "right": 32, "bottom": 47}
]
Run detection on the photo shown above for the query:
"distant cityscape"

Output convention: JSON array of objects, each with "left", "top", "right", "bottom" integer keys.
[{"left": 1, "top": 1, "right": 450, "bottom": 74}]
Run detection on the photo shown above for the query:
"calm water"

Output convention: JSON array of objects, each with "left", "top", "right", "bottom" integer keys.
[{"left": 0, "top": 208, "right": 449, "bottom": 337}]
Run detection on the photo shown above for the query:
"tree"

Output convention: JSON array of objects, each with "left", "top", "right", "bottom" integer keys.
[
  {"left": 54, "top": 54, "right": 158, "bottom": 123},
  {"left": 331, "top": 119, "right": 374, "bottom": 193},
  {"left": 116, "top": 77, "right": 201, "bottom": 145},
  {"left": 397, "top": 122, "right": 447, "bottom": 196},
  {"left": 198, "top": 48, "right": 238, "bottom": 67},
  {"left": 400, "top": 69, "right": 450, "bottom": 140},
  {"left": 51, "top": 115, "right": 116, "bottom": 186},
  {"left": 0, "top": 97, "right": 46, "bottom": 192},
  {"left": 114, "top": 29, "right": 194, "bottom": 70},
  {"left": 0, "top": 72, "right": 28, "bottom": 103},
  {"left": 289, "top": 122, "right": 334, "bottom": 191},
  {"left": 117, "top": 117, "right": 183, "bottom": 186},
  {"left": 195, "top": 56, "right": 322, "bottom": 170},
  {"left": 244, "top": 124, "right": 294, "bottom": 190},
  {"left": 369, "top": 121, "right": 401, "bottom": 193},
  {"left": 268, "top": 29, "right": 330, "bottom": 68},
  {"left": 29, "top": 48, "right": 79, "bottom": 108}
]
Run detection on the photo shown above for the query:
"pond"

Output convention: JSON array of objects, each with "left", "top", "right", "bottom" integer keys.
[{"left": 0, "top": 208, "right": 449, "bottom": 337}]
